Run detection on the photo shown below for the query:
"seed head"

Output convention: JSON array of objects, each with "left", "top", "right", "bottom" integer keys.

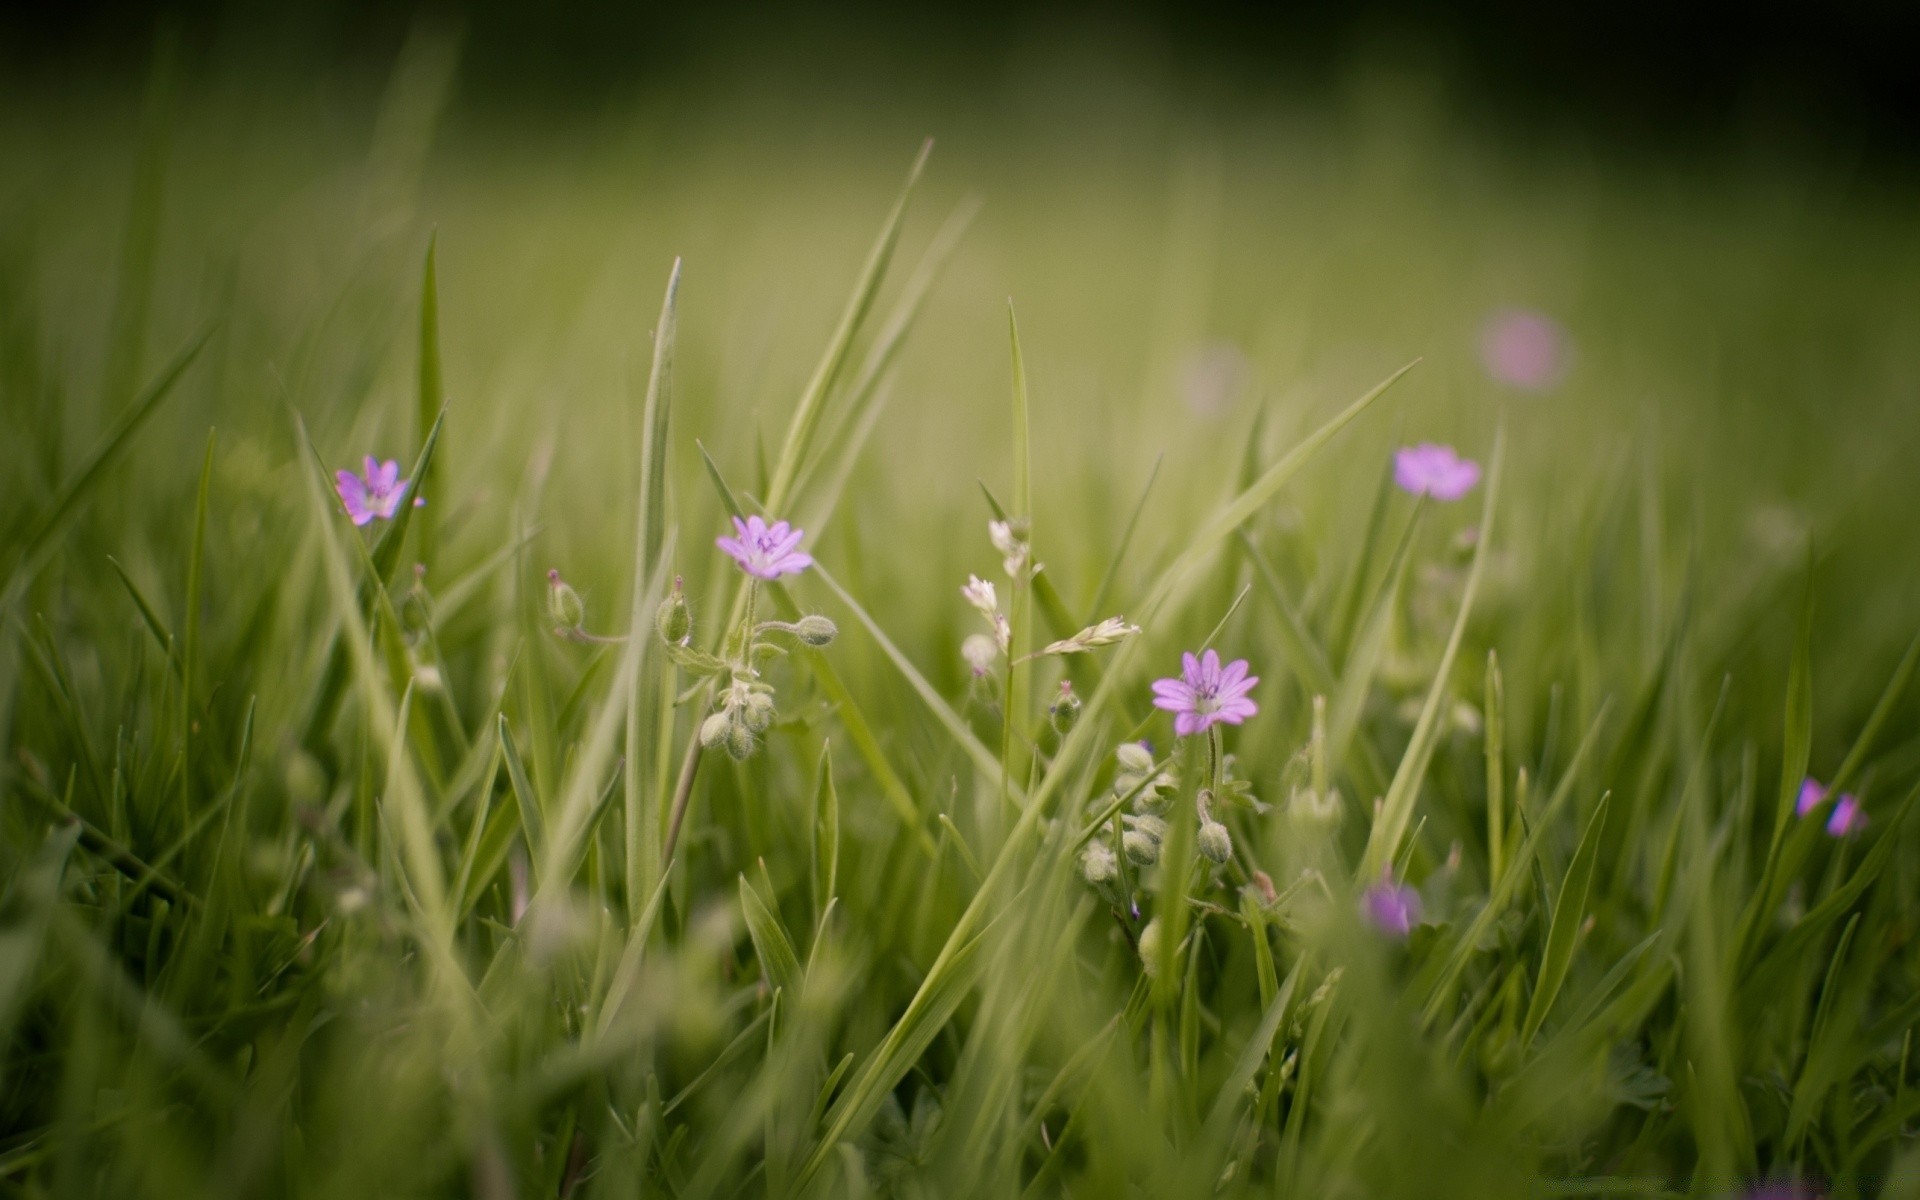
[{"left": 655, "top": 577, "right": 693, "bottom": 644}]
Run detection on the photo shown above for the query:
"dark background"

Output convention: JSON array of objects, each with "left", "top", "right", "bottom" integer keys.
[{"left": 5, "top": 0, "right": 1919, "bottom": 165}]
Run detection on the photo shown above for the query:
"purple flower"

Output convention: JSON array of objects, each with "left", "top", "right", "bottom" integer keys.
[
  {"left": 1362, "top": 876, "right": 1422, "bottom": 938},
  {"left": 1479, "top": 308, "right": 1569, "bottom": 392},
  {"left": 335, "top": 456, "right": 417, "bottom": 526},
  {"left": 1827, "top": 794, "right": 1867, "bottom": 838},
  {"left": 1798, "top": 777, "right": 1866, "bottom": 837},
  {"left": 716, "top": 515, "right": 814, "bottom": 580},
  {"left": 1394, "top": 443, "right": 1481, "bottom": 501},
  {"left": 1151, "top": 649, "right": 1258, "bottom": 738},
  {"left": 1796, "top": 777, "right": 1828, "bottom": 816}
]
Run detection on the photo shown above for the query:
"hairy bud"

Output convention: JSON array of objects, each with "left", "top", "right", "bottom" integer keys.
[
  {"left": 741, "top": 690, "right": 776, "bottom": 733},
  {"left": 1123, "top": 829, "right": 1160, "bottom": 867},
  {"left": 1048, "top": 681, "right": 1081, "bottom": 735},
  {"left": 725, "top": 720, "right": 756, "bottom": 762},
  {"left": 547, "top": 569, "right": 585, "bottom": 629},
  {"left": 699, "top": 711, "right": 733, "bottom": 751},
  {"left": 1198, "top": 820, "right": 1233, "bottom": 865},
  {"left": 1115, "top": 742, "right": 1154, "bottom": 775},
  {"left": 794, "top": 614, "right": 838, "bottom": 646},
  {"left": 655, "top": 579, "right": 693, "bottom": 645},
  {"left": 1080, "top": 841, "right": 1118, "bottom": 885}
]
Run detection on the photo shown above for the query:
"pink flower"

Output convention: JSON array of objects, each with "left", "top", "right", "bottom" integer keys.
[
  {"left": 1394, "top": 443, "right": 1481, "bottom": 501},
  {"left": 335, "top": 456, "right": 417, "bottom": 526},
  {"left": 1827, "top": 794, "right": 1867, "bottom": 838},
  {"left": 1479, "top": 308, "right": 1569, "bottom": 391},
  {"left": 1151, "top": 649, "right": 1258, "bottom": 738},
  {"left": 1362, "top": 875, "right": 1422, "bottom": 938},
  {"left": 1796, "top": 777, "right": 1828, "bottom": 816},
  {"left": 716, "top": 515, "right": 814, "bottom": 580},
  {"left": 1798, "top": 777, "right": 1866, "bottom": 837}
]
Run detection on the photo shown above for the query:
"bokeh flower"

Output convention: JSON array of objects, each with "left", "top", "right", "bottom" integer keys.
[
  {"left": 1394, "top": 443, "right": 1481, "bottom": 501},
  {"left": 335, "top": 456, "right": 416, "bottom": 526},
  {"left": 716, "top": 515, "right": 814, "bottom": 580},
  {"left": 1151, "top": 649, "right": 1258, "bottom": 737},
  {"left": 1362, "top": 875, "right": 1422, "bottom": 938},
  {"left": 1798, "top": 777, "right": 1866, "bottom": 837},
  {"left": 1479, "top": 307, "right": 1569, "bottom": 391},
  {"left": 1827, "top": 794, "right": 1867, "bottom": 838}
]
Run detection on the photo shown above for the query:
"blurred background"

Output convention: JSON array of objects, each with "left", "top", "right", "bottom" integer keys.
[{"left": 3, "top": 0, "right": 1919, "bottom": 751}]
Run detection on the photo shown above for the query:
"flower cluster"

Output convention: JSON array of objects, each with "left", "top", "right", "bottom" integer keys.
[
  {"left": 956, "top": 521, "right": 1136, "bottom": 676},
  {"left": 633, "top": 515, "right": 837, "bottom": 761}
]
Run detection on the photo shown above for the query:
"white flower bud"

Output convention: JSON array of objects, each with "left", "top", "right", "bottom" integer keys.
[
  {"left": 699, "top": 711, "right": 732, "bottom": 750},
  {"left": 1115, "top": 742, "right": 1154, "bottom": 775}
]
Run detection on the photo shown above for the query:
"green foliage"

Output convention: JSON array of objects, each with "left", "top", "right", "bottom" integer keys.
[{"left": 2, "top": 49, "right": 1918, "bottom": 1200}]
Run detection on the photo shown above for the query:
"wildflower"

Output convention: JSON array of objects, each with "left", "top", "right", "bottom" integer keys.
[
  {"left": 1479, "top": 308, "right": 1570, "bottom": 392},
  {"left": 1393, "top": 443, "right": 1481, "bottom": 501},
  {"left": 1827, "top": 794, "right": 1867, "bottom": 838},
  {"left": 1798, "top": 777, "right": 1866, "bottom": 837},
  {"left": 960, "top": 575, "right": 998, "bottom": 618},
  {"left": 961, "top": 634, "right": 998, "bottom": 677},
  {"left": 716, "top": 515, "right": 813, "bottom": 580},
  {"left": 1151, "top": 649, "right": 1259, "bottom": 738},
  {"left": 1037, "top": 616, "right": 1141, "bottom": 657},
  {"left": 1796, "top": 776, "right": 1827, "bottom": 816},
  {"left": 334, "top": 456, "right": 418, "bottom": 526},
  {"left": 1362, "top": 874, "right": 1422, "bottom": 938},
  {"left": 988, "top": 519, "right": 1030, "bottom": 578}
]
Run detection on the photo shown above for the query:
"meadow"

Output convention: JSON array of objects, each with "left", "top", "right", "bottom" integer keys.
[{"left": 3, "top": 35, "right": 1920, "bottom": 1198}]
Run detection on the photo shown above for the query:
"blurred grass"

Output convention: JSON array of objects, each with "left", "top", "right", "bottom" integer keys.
[{"left": 2, "top": 32, "right": 1920, "bottom": 1199}]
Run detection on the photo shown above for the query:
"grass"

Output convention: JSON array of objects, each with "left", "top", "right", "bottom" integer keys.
[{"left": 3, "top": 37, "right": 1920, "bottom": 1199}]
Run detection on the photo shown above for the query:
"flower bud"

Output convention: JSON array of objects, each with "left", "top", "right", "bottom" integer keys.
[
  {"left": 961, "top": 634, "right": 998, "bottom": 676},
  {"left": 699, "top": 711, "right": 732, "bottom": 750},
  {"left": 1123, "top": 829, "right": 1160, "bottom": 867},
  {"left": 741, "top": 690, "right": 776, "bottom": 733},
  {"left": 655, "top": 577, "right": 693, "bottom": 644},
  {"left": 1115, "top": 742, "right": 1154, "bottom": 775},
  {"left": 1198, "top": 821, "right": 1233, "bottom": 865},
  {"left": 725, "top": 720, "right": 756, "bottom": 762},
  {"left": 1137, "top": 918, "right": 1162, "bottom": 977},
  {"left": 547, "top": 569, "right": 585, "bottom": 629},
  {"left": 1080, "top": 841, "right": 1118, "bottom": 885},
  {"left": 794, "top": 614, "right": 838, "bottom": 646},
  {"left": 1048, "top": 681, "right": 1081, "bottom": 735}
]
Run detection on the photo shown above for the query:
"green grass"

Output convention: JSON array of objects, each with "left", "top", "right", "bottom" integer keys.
[{"left": 3, "top": 39, "right": 1920, "bottom": 1199}]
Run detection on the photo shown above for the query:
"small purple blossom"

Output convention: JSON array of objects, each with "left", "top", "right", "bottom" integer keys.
[
  {"left": 1479, "top": 308, "right": 1570, "bottom": 391},
  {"left": 1394, "top": 443, "right": 1481, "bottom": 501},
  {"left": 1827, "top": 794, "right": 1867, "bottom": 838},
  {"left": 1796, "top": 776, "right": 1828, "bottom": 816},
  {"left": 1798, "top": 777, "right": 1866, "bottom": 838},
  {"left": 716, "top": 515, "right": 814, "bottom": 580},
  {"left": 335, "top": 456, "right": 417, "bottom": 526},
  {"left": 1151, "top": 649, "right": 1258, "bottom": 738},
  {"left": 1362, "top": 875, "right": 1422, "bottom": 938}
]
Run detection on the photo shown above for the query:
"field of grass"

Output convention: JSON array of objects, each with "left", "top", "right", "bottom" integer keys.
[{"left": 4, "top": 36, "right": 1920, "bottom": 1198}]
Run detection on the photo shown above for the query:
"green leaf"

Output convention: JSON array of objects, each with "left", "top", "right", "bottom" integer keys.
[
  {"left": 739, "top": 873, "right": 802, "bottom": 997},
  {"left": 1521, "top": 792, "right": 1611, "bottom": 1044}
]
